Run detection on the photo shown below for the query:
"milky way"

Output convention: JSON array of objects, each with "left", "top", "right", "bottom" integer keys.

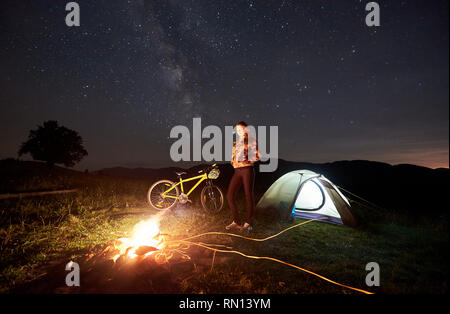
[{"left": 0, "top": 0, "right": 448, "bottom": 169}]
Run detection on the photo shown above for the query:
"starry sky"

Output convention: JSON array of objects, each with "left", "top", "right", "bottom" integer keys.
[{"left": 1, "top": 0, "right": 448, "bottom": 170}]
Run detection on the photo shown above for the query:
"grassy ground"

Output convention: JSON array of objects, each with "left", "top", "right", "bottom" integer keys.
[
  {"left": 0, "top": 168, "right": 448, "bottom": 294},
  {"left": 159, "top": 203, "right": 448, "bottom": 294}
]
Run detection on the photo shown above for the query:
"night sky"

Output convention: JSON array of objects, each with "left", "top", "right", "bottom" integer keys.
[{"left": 1, "top": 0, "right": 448, "bottom": 170}]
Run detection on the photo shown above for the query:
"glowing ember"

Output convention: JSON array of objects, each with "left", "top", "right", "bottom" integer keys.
[{"left": 112, "top": 218, "right": 165, "bottom": 262}]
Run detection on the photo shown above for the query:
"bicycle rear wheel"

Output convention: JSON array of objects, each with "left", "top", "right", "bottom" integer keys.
[
  {"left": 148, "top": 180, "right": 179, "bottom": 210},
  {"left": 201, "top": 184, "right": 224, "bottom": 214}
]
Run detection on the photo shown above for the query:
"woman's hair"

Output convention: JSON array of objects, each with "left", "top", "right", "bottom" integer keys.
[{"left": 235, "top": 121, "right": 248, "bottom": 141}]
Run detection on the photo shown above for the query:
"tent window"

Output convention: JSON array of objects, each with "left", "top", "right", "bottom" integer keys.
[{"left": 295, "top": 179, "right": 325, "bottom": 211}]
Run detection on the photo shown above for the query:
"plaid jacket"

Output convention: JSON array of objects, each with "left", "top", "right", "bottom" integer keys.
[{"left": 231, "top": 135, "right": 260, "bottom": 168}]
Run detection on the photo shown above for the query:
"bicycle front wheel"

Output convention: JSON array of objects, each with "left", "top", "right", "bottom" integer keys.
[
  {"left": 201, "top": 184, "right": 224, "bottom": 214},
  {"left": 147, "top": 180, "right": 179, "bottom": 211}
]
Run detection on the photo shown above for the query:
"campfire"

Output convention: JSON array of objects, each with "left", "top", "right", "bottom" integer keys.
[
  {"left": 49, "top": 215, "right": 214, "bottom": 293},
  {"left": 19, "top": 215, "right": 372, "bottom": 294},
  {"left": 111, "top": 218, "right": 170, "bottom": 263}
]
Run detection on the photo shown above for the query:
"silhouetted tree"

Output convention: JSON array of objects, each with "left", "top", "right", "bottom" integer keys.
[{"left": 18, "top": 120, "right": 88, "bottom": 167}]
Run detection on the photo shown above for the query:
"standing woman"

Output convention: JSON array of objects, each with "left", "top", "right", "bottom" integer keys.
[{"left": 226, "top": 121, "right": 260, "bottom": 232}]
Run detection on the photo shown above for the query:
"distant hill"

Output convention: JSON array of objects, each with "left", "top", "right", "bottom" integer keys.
[
  {"left": 1, "top": 158, "right": 448, "bottom": 215},
  {"left": 96, "top": 159, "right": 449, "bottom": 215},
  {"left": 0, "top": 158, "right": 82, "bottom": 193}
]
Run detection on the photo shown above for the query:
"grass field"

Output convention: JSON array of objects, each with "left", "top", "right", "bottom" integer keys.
[{"left": 0, "top": 163, "right": 448, "bottom": 294}]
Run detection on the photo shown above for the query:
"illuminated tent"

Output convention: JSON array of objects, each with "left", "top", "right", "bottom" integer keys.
[{"left": 256, "top": 170, "right": 357, "bottom": 227}]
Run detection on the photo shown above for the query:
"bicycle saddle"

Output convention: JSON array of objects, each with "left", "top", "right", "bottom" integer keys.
[{"left": 175, "top": 171, "right": 187, "bottom": 176}]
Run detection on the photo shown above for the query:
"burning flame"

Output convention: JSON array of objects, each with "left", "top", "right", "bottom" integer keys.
[{"left": 112, "top": 218, "right": 165, "bottom": 262}]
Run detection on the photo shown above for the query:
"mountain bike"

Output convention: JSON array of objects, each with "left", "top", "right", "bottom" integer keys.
[{"left": 147, "top": 164, "right": 224, "bottom": 213}]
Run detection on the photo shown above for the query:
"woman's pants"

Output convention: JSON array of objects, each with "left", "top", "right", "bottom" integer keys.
[{"left": 226, "top": 166, "right": 255, "bottom": 225}]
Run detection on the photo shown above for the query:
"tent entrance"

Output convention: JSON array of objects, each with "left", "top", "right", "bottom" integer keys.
[{"left": 292, "top": 177, "right": 344, "bottom": 225}]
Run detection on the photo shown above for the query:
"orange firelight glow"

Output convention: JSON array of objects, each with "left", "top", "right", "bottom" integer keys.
[{"left": 112, "top": 218, "right": 164, "bottom": 262}]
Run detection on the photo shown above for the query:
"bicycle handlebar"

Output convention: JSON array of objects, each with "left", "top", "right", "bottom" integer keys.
[{"left": 198, "top": 163, "right": 218, "bottom": 174}]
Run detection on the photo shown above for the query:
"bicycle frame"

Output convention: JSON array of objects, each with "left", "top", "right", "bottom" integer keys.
[{"left": 161, "top": 173, "right": 208, "bottom": 199}]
